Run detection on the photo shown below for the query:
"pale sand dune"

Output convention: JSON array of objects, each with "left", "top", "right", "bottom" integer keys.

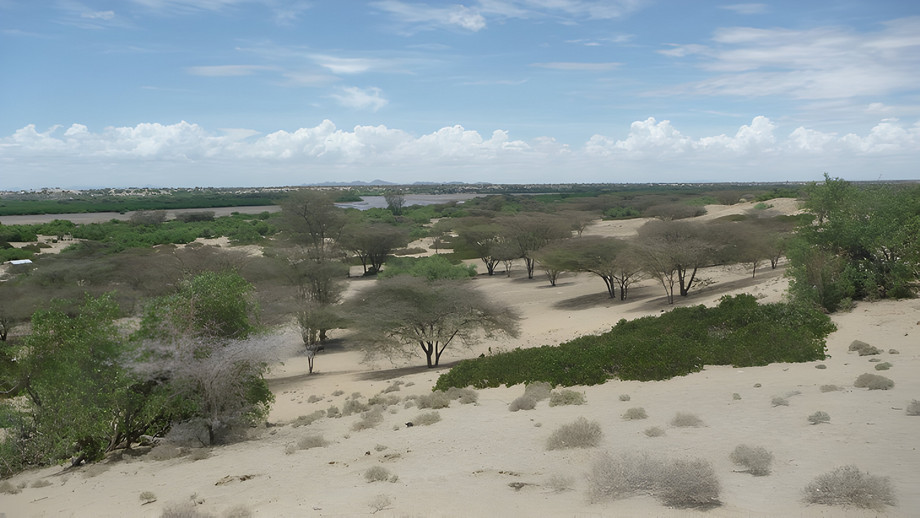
[{"left": 4, "top": 201, "right": 919, "bottom": 517}]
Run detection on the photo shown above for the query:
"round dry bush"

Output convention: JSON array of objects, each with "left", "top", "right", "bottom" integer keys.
[
  {"left": 139, "top": 491, "right": 157, "bottom": 503},
  {"left": 445, "top": 387, "right": 478, "bottom": 405},
  {"left": 732, "top": 393, "right": 742, "bottom": 400},
  {"left": 417, "top": 391, "right": 451, "bottom": 409},
  {"left": 803, "top": 465, "right": 896, "bottom": 509},
  {"left": 657, "top": 458, "right": 721, "bottom": 508},
  {"left": 819, "top": 384, "right": 841, "bottom": 393},
  {"left": 332, "top": 390, "right": 345, "bottom": 397},
  {"left": 907, "top": 400, "right": 920, "bottom": 416},
  {"left": 160, "top": 502, "right": 213, "bottom": 518},
  {"left": 622, "top": 407, "right": 648, "bottom": 420},
  {"left": 326, "top": 405, "right": 341, "bottom": 418},
  {"left": 874, "top": 362, "right": 892, "bottom": 371},
  {"left": 586, "top": 452, "right": 661, "bottom": 502},
  {"left": 364, "top": 466, "right": 393, "bottom": 483},
  {"left": 412, "top": 411, "right": 441, "bottom": 426},
  {"left": 854, "top": 373, "right": 894, "bottom": 390},
  {"left": 618, "top": 394, "right": 631, "bottom": 402},
  {"left": 808, "top": 411, "right": 830, "bottom": 425},
  {"left": 644, "top": 426, "right": 665, "bottom": 438},
  {"left": 352, "top": 408, "right": 385, "bottom": 431},
  {"left": 771, "top": 396, "right": 789, "bottom": 407},
  {"left": 549, "top": 389, "right": 586, "bottom": 407},
  {"left": 0, "top": 481, "right": 20, "bottom": 495},
  {"left": 383, "top": 381, "right": 403, "bottom": 393},
  {"left": 307, "top": 394, "right": 323, "bottom": 403},
  {"left": 508, "top": 395, "right": 537, "bottom": 412},
  {"left": 524, "top": 382, "right": 552, "bottom": 401},
  {"left": 342, "top": 398, "right": 370, "bottom": 416},
  {"left": 31, "top": 479, "right": 53, "bottom": 489},
  {"left": 670, "top": 412, "right": 705, "bottom": 428},
  {"left": 292, "top": 410, "right": 326, "bottom": 428},
  {"left": 889, "top": 349, "right": 900, "bottom": 354},
  {"left": 848, "top": 340, "right": 881, "bottom": 356},
  {"left": 368, "top": 393, "right": 401, "bottom": 408},
  {"left": 297, "top": 434, "right": 328, "bottom": 450},
  {"left": 546, "top": 417, "right": 604, "bottom": 450},
  {"left": 730, "top": 445, "right": 773, "bottom": 476},
  {"left": 814, "top": 364, "right": 827, "bottom": 369}
]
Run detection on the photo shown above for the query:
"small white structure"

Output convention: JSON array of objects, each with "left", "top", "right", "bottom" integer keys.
[{"left": 8, "top": 259, "right": 32, "bottom": 265}]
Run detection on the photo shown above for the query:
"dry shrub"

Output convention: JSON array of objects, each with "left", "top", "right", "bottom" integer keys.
[
  {"left": 546, "top": 474, "right": 575, "bottom": 493},
  {"left": 223, "top": 504, "right": 252, "bottom": 518},
  {"left": 364, "top": 465, "right": 395, "bottom": 483},
  {"left": 820, "top": 384, "right": 841, "bottom": 393},
  {"left": 160, "top": 502, "right": 214, "bottom": 518},
  {"left": 854, "top": 373, "right": 894, "bottom": 390},
  {"left": 342, "top": 398, "right": 370, "bottom": 416},
  {"left": 808, "top": 411, "right": 830, "bottom": 425},
  {"left": 149, "top": 444, "right": 185, "bottom": 461},
  {"left": 0, "top": 480, "right": 20, "bottom": 494},
  {"left": 292, "top": 410, "right": 326, "bottom": 428},
  {"left": 622, "top": 407, "right": 648, "bottom": 420},
  {"left": 671, "top": 412, "right": 705, "bottom": 428},
  {"left": 907, "top": 400, "right": 920, "bottom": 416},
  {"left": 383, "top": 381, "right": 403, "bottom": 393},
  {"left": 412, "top": 411, "right": 441, "bottom": 426},
  {"left": 549, "top": 389, "right": 586, "bottom": 407},
  {"left": 445, "top": 386, "right": 478, "bottom": 404},
  {"left": 140, "top": 491, "right": 157, "bottom": 503},
  {"left": 367, "top": 494, "right": 392, "bottom": 513},
  {"left": 619, "top": 394, "right": 631, "bottom": 402},
  {"left": 814, "top": 364, "right": 827, "bottom": 369},
  {"left": 307, "top": 394, "right": 323, "bottom": 403},
  {"left": 771, "top": 396, "right": 789, "bottom": 407},
  {"left": 730, "top": 445, "right": 773, "bottom": 476},
  {"left": 31, "top": 479, "right": 53, "bottom": 488},
  {"left": 644, "top": 426, "right": 665, "bottom": 438},
  {"left": 849, "top": 340, "right": 881, "bottom": 356},
  {"left": 874, "top": 362, "right": 892, "bottom": 371},
  {"left": 83, "top": 463, "right": 111, "bottom": 478},
  {"left": 587, "top": 452, "right": 720, "bottom": 508},
  {"left": 332, "top": 390, "right": 345, "bottom": 396},
  {"left": 732, "top": 393, "right": 742, "bottom": 400},
  {"left": 546, "top": 417, "right": 603, "bottom": 450},
  {"left": 326, "top": 405, "right": 341, "bottom": 418},
  {"left": 352, "top": 407, "right": 385, "bottom": 431},
  {"left": 368, "top": 393, "right": 401, "bottom": 408},
  {"left": 297, "top": 434, "right": 328, "bottom": 450},
  {"left": 803, "top": 465, "right": 895, "bottom": 509},
  {"left": 508, "top": 395, "right": 536, "bottom": 412},
  {"left": 416, "top": 391, "right": 451, "bottom": 409},
  {"left": 524, "top": 381, "right": 552, "bottom": 401},
  {"left": 187, "top": 448, "right": 210, "bottom": 461}
]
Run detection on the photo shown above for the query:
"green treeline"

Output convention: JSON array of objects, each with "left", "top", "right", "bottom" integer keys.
[{"left": 435, "top": 294, "right": 835, "bottom": 390}]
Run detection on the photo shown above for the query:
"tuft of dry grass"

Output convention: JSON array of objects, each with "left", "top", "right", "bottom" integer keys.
[
  {"left": 524, "top": 381, "right": 552, "bottom": 401},
  {"left": 549, "top": 389, "right": 585, "bottom": 407},
  {"left": 803, "top": 465, "right": 895, "bottom": 510},
  {"left": 291, "top": 410, "right": 326, "bottom": 428},
  {"left": 139, "top": 491, "right": 157, "bottom": 504},
  {"left": 160, "top": 502, "right": 214, "bottom": 518},
  {"left": 849, "top": 340, "right": 882, "bottom": 356},
  {"left": 808, "top": 411, "right": 830, "bottom": 425},
  {"left": 587, "top": 452, "right": 720, "bottom": 508},
  {"left": 0, "top": 480, "right": 21, "bottom": 494},
  {"left": 644, "top": 426, "right": 665, "bottom": 438},
  {"left": 730, "top": 445, "right": 773, "bottom": 476},
  {"left": 854, "top": 373, "right": 894, "bottom": 390},
  {"left": 412, "top": 411, "right": 441, "bottom": 426},
  {"left": 670, "top": 412, "right": 705, "bottom": 428},
  {"left": 445, "top": 387, "right": 479, "bottom": 405},
  {"left": 416, "top": 391, "right": 451, "bottom": 409},
  {"left": 352, "top": 407, "right": 385, "bottom": 431},
  {"left": 546, "top": 417, "right": 603, "bottom": 450},
  {"left": 907, "top": 400, "right": 920, "bottom": 416},
  {"left": 771, "top": 396, "right": 789, "bottom": 407},
  {"left": 622, "top": 407, "right": 648, "bottom": 420},
  {"left": 508, "top": 395, "right": 537, "bottom": 412},
  {"left": 619, "top": 394, "right": 631, "bottom": 402},
  {"left": 820, "top": 384, "right": 841, "bottom": 393},
  {"left": 364, "top": 466, "right": 396, "bottom": 483},
  {"left": 297, "top": 434, "right": 329, "bottom": 450},
  {"left": 31, "top": 479, "right": 53, "bottom": 488},
  {"left": 874, "top": 362, "right": 892, "bottom": 371}
]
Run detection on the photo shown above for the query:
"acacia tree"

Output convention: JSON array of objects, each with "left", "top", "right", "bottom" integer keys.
[
  {"left": 340, "top": 222, "right": 410, "bottom": 275},
  {"left": 384, "top": 190, "right": 406, "bottom": 215},
  {"left": 280, "top": 189, "right": 346, "bottom": 262},
  {"left": 455, "top": 217, "right": 504, "bottom": 275},
  {"left": 347, "top": 276, "right": 520, "bottom": 367},
  {"left": 566, "top": 236, "right": 642, "bottom": 300},
  {"left": 499, "top": 214, "right": 572, "bottom": 279},
  {"left": 532, "top": 241, "right": 577, "bottom": 287},
  {"left": 637, "top": 220, "right": 718, "bottom": 303}
]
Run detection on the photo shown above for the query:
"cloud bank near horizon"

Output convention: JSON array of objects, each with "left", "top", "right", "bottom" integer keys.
[{"left": 2, "top": 117, "right": 918, "bottom": 189}]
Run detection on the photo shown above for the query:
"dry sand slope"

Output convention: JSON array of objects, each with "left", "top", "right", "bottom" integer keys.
[{"left": 4, "top": 200, "right": 919, "bottom": 517}]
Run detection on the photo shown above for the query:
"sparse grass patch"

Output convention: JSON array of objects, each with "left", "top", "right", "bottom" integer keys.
[
  {"left": 874, "top": 362, "right": 892, "bottom": 371},
  {"left": 374, "top": 444, "right": 388, "bottom": 452},
  {"left": 622, "top": 407, "right": 648, "bottom": 420},
  {"left": 803, "top": 465, "right": 895, "bottom": 510},
  {"left": 854, "top": 373, "right": 894, "bottom": 390},
  {"left": 889, "top": 349, "right": 899, "bottom": 354},
  {"left": 509, "top": 395, "right": 537, "bottom": 412},
  {"left": 808, "top": 411, "right": 830, "bottom": 425},
  {"left": 907, "top": 400, "right": 920, "bottom": 416},
  {"left": 416, "top": 391, "right": 451, "bottom": 409},
  {"left": 292, "top": 410, "right": 326, "bottom": 427},
  {"left": 445, "top": 386, "right": 478, "bottom": 404},
  {"left": 820, "top": 384, "right": 841, "bottom": 393},
  {"left": 546, "top": 417, "right": 603, "bottom": 450},
  {"left": 352, "top": 407, "right": 385, "bottom": 431},
  {"left": 730, "top": 445, "right": 773, "bottom": 476},
  {"left": 657, "top": 458, "right": 721, "bottom": 508},
  {"left": 412, "top": 411, "right": 441, "bottom": 426},
  {"left": 670, "top": 412, "right": 705, "bottom": 428},
  {"left": 296, "top": 434, "right": 328, "bottom": 450},
  {"left": 549, "top": 389, "right": 586, "bottom": 407},
  {"left": 83, "top": 463, "right": 111, "bottom": 477},
  {"left": 849, "top": 340, "right": 881, "bottom": 356},
  {"left": 644, "top": 426, "right": 665, "bottom": 438},
  {"left": 364, "top": 466, "right": 396, "bottom": 483}
]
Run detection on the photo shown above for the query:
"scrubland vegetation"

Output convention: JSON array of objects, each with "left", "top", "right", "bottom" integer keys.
[{"left": 0, "top": 179, "right": 917, "bottom": 514}]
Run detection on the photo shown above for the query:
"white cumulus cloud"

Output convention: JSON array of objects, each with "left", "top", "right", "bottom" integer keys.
[{"left": 331, "top": 87, "right": 389, "bottom": 111}]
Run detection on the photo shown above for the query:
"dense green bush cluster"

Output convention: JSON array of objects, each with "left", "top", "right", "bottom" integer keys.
[{"left": 434, "top": 295, "right": 834, "bottom": 390}]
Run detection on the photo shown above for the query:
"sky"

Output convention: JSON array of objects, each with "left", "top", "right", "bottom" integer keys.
[{"left": 1, "top": 1, "right": 919, "bottom": 189}]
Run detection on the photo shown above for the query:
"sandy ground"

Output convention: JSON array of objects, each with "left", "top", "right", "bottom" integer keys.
[{"left": 3, "top": 199, "right": 919, "bottom": 517}]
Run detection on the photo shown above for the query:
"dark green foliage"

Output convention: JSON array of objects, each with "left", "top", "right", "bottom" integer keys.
[
  {"left": 377, "top": 255, "right": 476, "bottom": 280},
  {"left": 435, "top": 294, "right": 834, "bottom": 390}
]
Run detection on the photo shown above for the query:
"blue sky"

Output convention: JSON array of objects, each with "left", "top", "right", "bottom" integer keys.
[{"left": 1, "top": 1, "right": 918, "bottom": 189}]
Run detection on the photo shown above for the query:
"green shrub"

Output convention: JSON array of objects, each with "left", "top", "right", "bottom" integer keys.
[
  {"left": 854, "top": 373, "right": 894, "bottom": 390},
  {"left": 434, "top": 295, "right": 834, "bottom": 390},
  {"left": 803, "top": 465, "right": 895, "bottom": 509},
  {"left": 730, "top": 445, "right": 773, "bottom": 476},
  {"left": 546, "top": 417, "right": 603, "bottom": 450}
]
